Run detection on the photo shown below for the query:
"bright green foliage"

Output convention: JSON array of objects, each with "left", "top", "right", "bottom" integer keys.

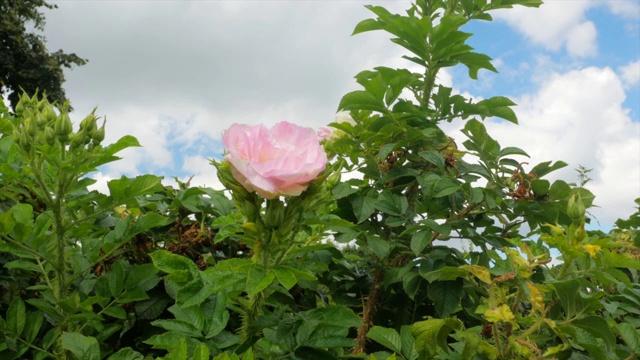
[{"left": 1, "top": 1, "right": 639, "bottom": 360}]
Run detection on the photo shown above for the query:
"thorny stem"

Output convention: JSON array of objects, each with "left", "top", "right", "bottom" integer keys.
[{"left": 352, "top": 269, "right": 384, "bottom": 354}]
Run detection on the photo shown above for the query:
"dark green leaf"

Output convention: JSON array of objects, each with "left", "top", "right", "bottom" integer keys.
[
  {"left": 427, "top": 279, "right": 463, "bottom": 317},
  {"left": 7, "top": 297, "right": 26, "bottom": 336},
  {"left": 349, "top": 193, "right": 376, "bottom": 224},
  {"left": 107, "top": 347, "right": 144, "bottom": 360}
]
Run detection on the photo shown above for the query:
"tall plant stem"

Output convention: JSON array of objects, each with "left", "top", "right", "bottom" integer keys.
[{"left": 352, "top": 268, "right": 384, "bottom": 354}]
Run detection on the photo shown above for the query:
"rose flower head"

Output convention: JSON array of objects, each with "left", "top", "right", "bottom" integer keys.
[{"left": 222, "top": 121, "right": 328, "bottom": 199}]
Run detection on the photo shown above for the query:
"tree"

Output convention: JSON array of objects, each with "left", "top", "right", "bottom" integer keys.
[{"left": 0, "top": 0, "right": 87, "bottom": 109}]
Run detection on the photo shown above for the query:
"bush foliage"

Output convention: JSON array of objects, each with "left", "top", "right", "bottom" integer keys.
[{"left": 1, "top": 1, "right": 639, "bottom": 359}]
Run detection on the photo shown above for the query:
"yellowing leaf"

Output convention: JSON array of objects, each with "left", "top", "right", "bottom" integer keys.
[
  {"left": 460, "top": 265, "right": 491, "bottom": 284},
  {"left": 484, "top": 304, "right": 514, "bottom": 323},
  {"left": 583, "top": 244, "right": 601, "bottom": 257}
]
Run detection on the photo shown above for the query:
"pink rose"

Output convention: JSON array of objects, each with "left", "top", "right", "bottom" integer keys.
[{"left": 222, "top": 121, "right": 328, "bottom": 199}]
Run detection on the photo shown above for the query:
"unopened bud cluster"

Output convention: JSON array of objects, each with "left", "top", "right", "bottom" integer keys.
[{"left": 11, "top": 92, "right": 106, "bottom": 153}]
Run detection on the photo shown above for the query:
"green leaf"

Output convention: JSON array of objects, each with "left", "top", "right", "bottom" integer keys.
[
  {"left": 24, "top": 311, "right": 44, "bottom": 342},
  {"left": 367, "top": 326, "right": 402, "bottom": 354},
  {"left": 168, "top": 338, "right": 188, "bottom": 360},
  {"left": 103, "top": 306, "right": 127, "bottom": 319},
  {"left": 274, "top": 266, "right": 298, "bottom": 290},
  {"left": 455, "top": 52, "right": 498, "bottom": 80},
  {"left": 117, "top": 288, "right": 150, "bottom": 303},
  {"left": 422, "top": 267, "right": 466, "bottom": 282},
  {"left": 500, "top": 146, "right": 529, "bottom": 157},
  {"left": 350, "top": 193, "right": 376, "bottom": 224},
  {"left": 192, "top": 344, "right": 210, "bottom": 360},
  {"left": 375, "top": 191, "right": 408, "bottom": 216},
  {"left": 352, "top": 18, "right": 383, "bottom": 35},
  {"left": 130, "top": 213, "right": 169, "bottom": 235},
  {"left": 530, "top": 160, "right": 568, "bottom": 178},
  {"left": 151, "top": 319, "right": 202, "bottom": 338},
  {"left": 419, "top": 150, "right": 445, "bottom": 169},
  {"left": 107, "top": 347, "right": 144, "bottom": 360},
  {"left": 293, "top": 346, "right": 337, "bottom": 360},
  {"left": 125, "top": 263, "right": 160, "bottom": 291},
  {"left": 378, "top": 143, "right": 397, "bottom": 162},
  {"left": 338, "top": 90, "right": 388, "bottom": 114},
  {"left": 410, "top": 230, "right": 432, "bottom": 256},
  {"left": 550, "top": 279, "right": 603, "bottom": 318},
  {"left": 427, "top": 279, "right": 463, "bottom": 317},
  {"left": 205, "top": 293, "right": 230, "bottom": 339},
  {"left": 61, "top": 332, "right": 100, "bottom": 360},
  {"left": 617, "top": 322, "right": 640, "bottom": 353},
  {"left": 7, "top": 297, "right": 26, "bottom": 336},
  {"left": 572, "top": 316, "right": 616, "bottom": 351},
  {"left": 11, "top": 203, "right": 33, "bottom": 225},
  {"left": 135, "top": 296, "right": 170, "bottom": 320},
  {"left": 150, "top": 250, "right": 198, "bottom": 276},
  {"left": 367, "top": 235, "right": 390, "bottom": 259},
  {"left": 248, "top": 269, "right": 275, "bottom": 296},
  {"left": 107, "top": 260, "right": 126, "bottom": 297},
  {"left": 400, "top": 325, "right": 419, "bottom": 360},
  {"left": 4, "top": 260, "right": 41, "bottom": 273},
  {"left": 332, "top": 183, "right": 358, "bottom": 199},
  {"left": 412, "top": 318, "right": 463, "bottom": 359}
]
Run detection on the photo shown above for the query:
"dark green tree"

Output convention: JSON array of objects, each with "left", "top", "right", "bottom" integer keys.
[{"left": 0, "top": 0, "right": 87, "bottom": 109}]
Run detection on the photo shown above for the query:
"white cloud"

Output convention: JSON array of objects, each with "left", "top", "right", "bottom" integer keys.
[
  {"left": 494, "top": 1, "right": 596, "bottom": 57},
  {"left": 565, "top": 21, "right": 597, "bottom": 58},
  {"left": 478, "top": 66, "right": 639, "bottom": 226},
  {"left": 619, "top": 60, "right": 640, "bottom": 88},
  {"left": 605, "top": 0, "right": 640, "bottom": 19},
  {"left": 181, "top": 154, "right": 224, "bottom": 190}
]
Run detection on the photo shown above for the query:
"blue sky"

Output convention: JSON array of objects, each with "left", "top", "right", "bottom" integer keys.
[{"left": 26, "top": 0, "right": 640, "bottom": 230}]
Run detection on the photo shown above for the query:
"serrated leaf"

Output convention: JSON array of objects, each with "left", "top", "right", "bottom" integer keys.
[
  {"left": 24, "top": 311, "right": 43, "bottom": 343},
  {"left": 332, "top": 183, "right": 358, "bottom": 199},
  {"left": 4, "top": 260, "right": 41, "bottom": 273},
  {"left": 427, "top": 279, "right": 463, "bottom": 317},
  {"left": 151, "top": 319, "right": 202, "bottom": 338},
  {"left": 367, "top": 326, "right": 402, "bottom": 354},
  {"left": 412, "top": 318, "right": 463, "bottom": 359},
  {"left": 103, "top": 306, "right": 127, "bottom": 319},
  {"left": 274, "top": 267, "right": 298, "bottom": 290},
  {"left": 419, "top": 150, "right": 445, "bottom": 169},
  {"left": 7, "top": 297, "right": 26, "bottom": 336},
  {"left": 617, "top": 322, "right": 640, "bottom": 352},
  {"left": 410, "top": 229, "right": 431, "bottom": 256},
  {"left": 150, "top": 250, "right": 198, "bottom": 276},
  {"left": 573, "top": 316, "right": 616, "bottom": 351},
  {"left": 61, "top": 332, "right": 100, "bottom": 360},
  {"left": 367, "top": 235, "right": 390, "bottom": 259},
  {"left": 107, "top": 347, "right": 144, "bottom": 360},
  {"left": 350, "top": 193, "right": 376, "bottom": 224}
]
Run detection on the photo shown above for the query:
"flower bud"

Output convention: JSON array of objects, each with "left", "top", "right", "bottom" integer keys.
[
  {"left": 44, "top": 126, "right": 57, "bottom": 146},
  {"left": 265, "top": 199, "right": 286, "bottom": 228},
  {"left": 19, "top": 132, "right": 32, "bottom": 151},
  {"left": 25, "top": 117, "right": 37, "bottom": 137},
  {"left": 35, "top": 113, "right": 47, "bottom": 129},
  {"left": 79, "top": 112, "right": 97, "bottom": 133},
  {"left": 92, "top": 119, "right": 106, "bottom": 143},
  {"left": 43, "top": 104, "right": 57, "bottom": 124},
  {"left": 567, "top": 193, "right": 586, "bottom": 221},
  {"left": 55, "top": 111, "right": 73, "bottom": 136},
  {"left": 326, "top": 171, "right": 341, "bottom": 189}
]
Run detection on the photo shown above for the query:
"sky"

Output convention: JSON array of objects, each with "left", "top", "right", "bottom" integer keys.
[{"left": 29, "top": 0, "right": 640, "bottom": 230}]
